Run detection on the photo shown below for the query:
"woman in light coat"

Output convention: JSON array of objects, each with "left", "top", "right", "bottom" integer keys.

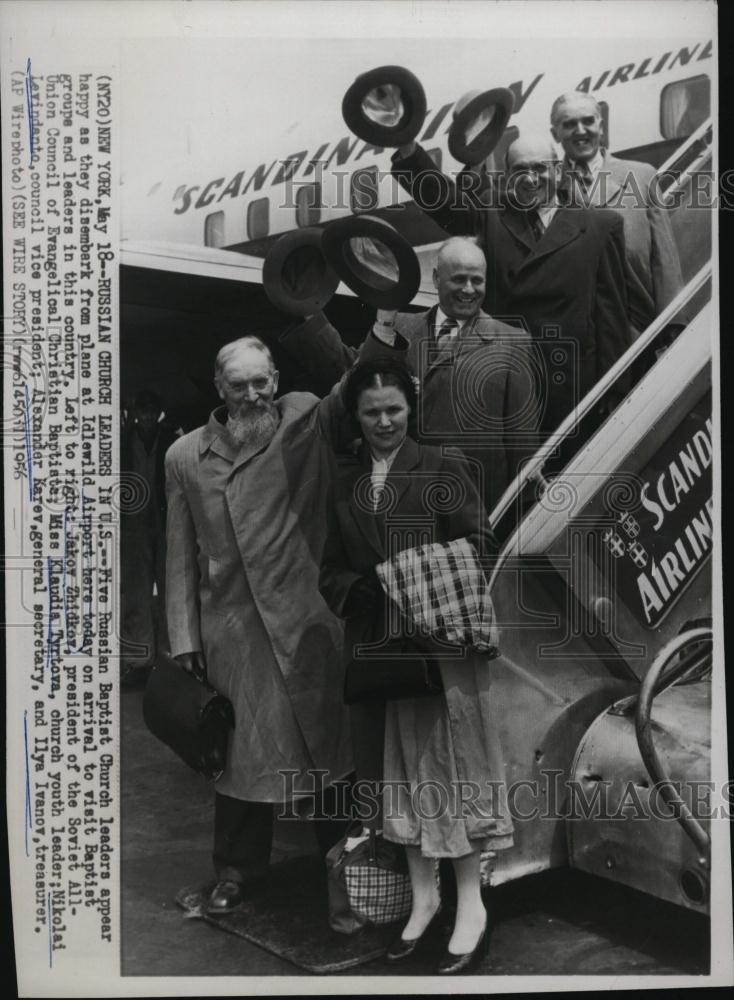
[{"left": 320, "top": 358, "right": 513, "bottom": 974}]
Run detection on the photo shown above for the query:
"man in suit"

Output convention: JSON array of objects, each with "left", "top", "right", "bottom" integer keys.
[
  {"left": 362, "top": 236, "right": 540, "bottom": 513},
  {"left": 165, "top": 336, "right": 353, "bottom": 914},
  {"left": 391, "top": 135, "right": 631, "bottom": 437},
  {"left": 550, "top": 91, "right": 684, "bottom": 336}
]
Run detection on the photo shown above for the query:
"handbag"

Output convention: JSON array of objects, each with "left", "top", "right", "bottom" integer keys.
[
  {"left": 325, "top": 826, "right": 412, "bottom": 933},
  {"left": 142, "top": 657, "right": 234, "bottom": 781},
  {"left": 343, "top": 637, "right": 443, "bottom": 704}
]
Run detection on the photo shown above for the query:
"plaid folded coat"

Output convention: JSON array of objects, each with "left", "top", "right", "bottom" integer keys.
[{"left": 375, "top": 537, "right": 499, "bottom": 654}]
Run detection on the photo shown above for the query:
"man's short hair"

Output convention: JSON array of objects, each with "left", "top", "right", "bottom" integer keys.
[
  {"left": 215, "top": 336, "right": 275, "bottom": 378},
  {"left": 436, "top": 235, "right": 485, "bottom": 270},
  {"left": 439, "top": 234, "right": 481, "bottom": 253},
  {"left": 550, "top": 92, "right": 603, "bottom": 126}
]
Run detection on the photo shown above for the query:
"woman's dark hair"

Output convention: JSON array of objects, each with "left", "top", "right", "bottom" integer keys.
[{"left": 343, "top": 357, "right": 419, "bottom": 422}]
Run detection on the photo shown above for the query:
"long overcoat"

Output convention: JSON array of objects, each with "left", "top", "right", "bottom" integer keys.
[
  {"left": 561, "top": 150, "right": 684, "bottom": 334},
  {"left": 165, "top": 391, "right": 353, "bottom": 801}
]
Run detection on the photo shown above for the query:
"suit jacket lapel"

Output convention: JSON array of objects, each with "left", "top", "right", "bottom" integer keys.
[
  {"left": 346, "top": 438, "right": 422, "bottom": 560},
  {"left": 422, "top": 311, "right": 493, "bottom": 382},
  {"left": 517, "top": 207, "right": 585, "bottom": 267},
  {"left": 596, "top": 151, "right": 623, "bottom": 205},
  {"left": 561, "top": 153, "right": 622, "bottom": 207},
  {"left": 384, "top": 436, "right": 421, "bottom": 510},
  {"left": 347, "top": 454, "right": 386, "bottom": 560},
  {"left": 500, "top": 208, "right": 535, "bottom": 251},
  {"left": 409, "top": 304, "right": 439, "bottom": 374}
]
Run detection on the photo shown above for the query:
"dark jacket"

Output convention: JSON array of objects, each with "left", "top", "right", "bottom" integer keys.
[
  {"left": 319, "top": 436, "right": 495, "bottom": 652},
  {"left": 392, "top": 145, "right": 631, "bottom": 435},
  {"left": 121, "top": 420, "right": 180, "bottom": 519},
  {"left": 360, "top": 306, "right": 540, "bottom": 514}
]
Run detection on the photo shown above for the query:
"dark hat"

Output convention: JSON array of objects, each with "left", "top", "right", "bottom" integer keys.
[
  {"left": 262, "top": 228, "right": 340, "bottom": 316},
  {"left": 321, "top": 214, "right": 421, "bottom": 310},
  {"left": 448, "top": 87, "right": 515, "bottom": 166},
  {"left": 342, "top": 65, "right": 427, "bottom": 147}
]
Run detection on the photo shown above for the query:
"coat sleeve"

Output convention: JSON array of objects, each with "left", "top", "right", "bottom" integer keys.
[
  {"left": 318, "top": 484, "right": 364, "bottom": 618},
  {"left": 594, "top": 214, "right": 632, "bottom": 383},
  {"left": 644, "top": 166, "right": 685, "bottom": 317},
  {"left": 278, "top": 311, "right": 358, "bottom": 398},
  {"left": 358, "top": 325, "right": 411, "bottom": 363},
  {"left": 164, "top": 445, "right": 203, "bottom": 657},
  {"left": 281, "top": 312, "right": 359, "bottom": 451},
  {"left": 391, "top": 144, "right": 478, "bottom": 236}
]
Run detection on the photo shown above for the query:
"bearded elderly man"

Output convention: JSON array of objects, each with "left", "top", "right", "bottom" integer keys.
[
  {"left": 164, "top": 335, "right": 353, "bottom": 915},
  {"left": 550, "top": 91, "right": 684, "bottom": 336}
]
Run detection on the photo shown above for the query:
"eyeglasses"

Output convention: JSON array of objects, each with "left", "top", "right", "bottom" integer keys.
[{"left": 224, "top": 373, "right": 276, "bottom": 394}]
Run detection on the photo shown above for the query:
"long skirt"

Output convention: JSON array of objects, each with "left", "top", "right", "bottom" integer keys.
[{"left": 382, "top": 651, "right": 514, "bottom": 858}]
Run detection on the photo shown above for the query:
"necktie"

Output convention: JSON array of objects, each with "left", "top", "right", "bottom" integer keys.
[
  {"left": 568, "top": 163, "right": 592, "bottom": 205},
  {"left": 436, "top": 318, "right": 458, "bottom": 348},
  {"left": 528, "top": 209, "right": 545, "bottom": 242}
]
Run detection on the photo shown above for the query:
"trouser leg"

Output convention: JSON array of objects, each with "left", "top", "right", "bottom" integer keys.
[
  {"left": 152, "top": 523, "right": 169, "bottom": 657},
  {"left": 310, "top": 775, "right": 355, "bottom": 859},
  {"left": 120, "top": 523, "right": 156, "bottom": 669},
  {"left": 212, "top": 793, "right": 274, "bottom": 884}
]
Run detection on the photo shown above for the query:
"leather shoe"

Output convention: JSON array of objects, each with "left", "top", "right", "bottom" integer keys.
[
  {"left": 437, "top": 916, "right": 489, "bottom": 974},
  {"left": 206, "top": 879, "right": 244, "bottom": 916},
  {"left": 386, "top": 904, "right": 443, "bottom": 961}
]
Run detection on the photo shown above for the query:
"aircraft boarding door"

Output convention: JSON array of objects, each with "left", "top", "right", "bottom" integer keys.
[{"left": 482, "top": 275, "right": 714, "bottom": 904}]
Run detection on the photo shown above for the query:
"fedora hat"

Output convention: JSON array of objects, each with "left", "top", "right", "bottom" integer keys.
[
  {"left": 262, "top": 228, "right": 340, "bottom": 316},
  {"left": 321, "top": 215, "right": 421, "bottom": 310},
  {"left": 342, "top": 65, "right": 427, "bottom": 147},
  {"left": 448, "top": 87, "right": 515, "bottom": 166}
]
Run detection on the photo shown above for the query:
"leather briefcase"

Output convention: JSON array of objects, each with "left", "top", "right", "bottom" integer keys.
[
  {"left": 142, "top": 658, "right": 234, "bottom": 780},
  {"left": 343, "top": 638, "right": 443, "bottom": 704}
]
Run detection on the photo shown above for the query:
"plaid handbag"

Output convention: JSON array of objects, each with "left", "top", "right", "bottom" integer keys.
[
  {"left": 326, "top": 827, "right": 442, "bottom": 933},
  {"left": 325, "top": 827, "right": 412, "bottom": 932},
  {"left": 376, "top": 537, "right": 499, "bottom": 653}
]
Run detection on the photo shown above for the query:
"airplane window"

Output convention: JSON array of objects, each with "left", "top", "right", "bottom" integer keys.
[
  {"left": 296, "top": 183, "right": 322, "bottom": 227},
  {"left": 204, "top": 210, "right": 225, "bottom": 248},
  {"left": 426, "top": 147, "right": 442, "bottom": 170},
  {"left": 661, "top": 75, "right": 710, "bottom": 139},
  {"left": 247, "top": 198, "right": 270, "bottom": 240},
  {"left": 350, "top": 167, "right": 379, "bottom": 213}
]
